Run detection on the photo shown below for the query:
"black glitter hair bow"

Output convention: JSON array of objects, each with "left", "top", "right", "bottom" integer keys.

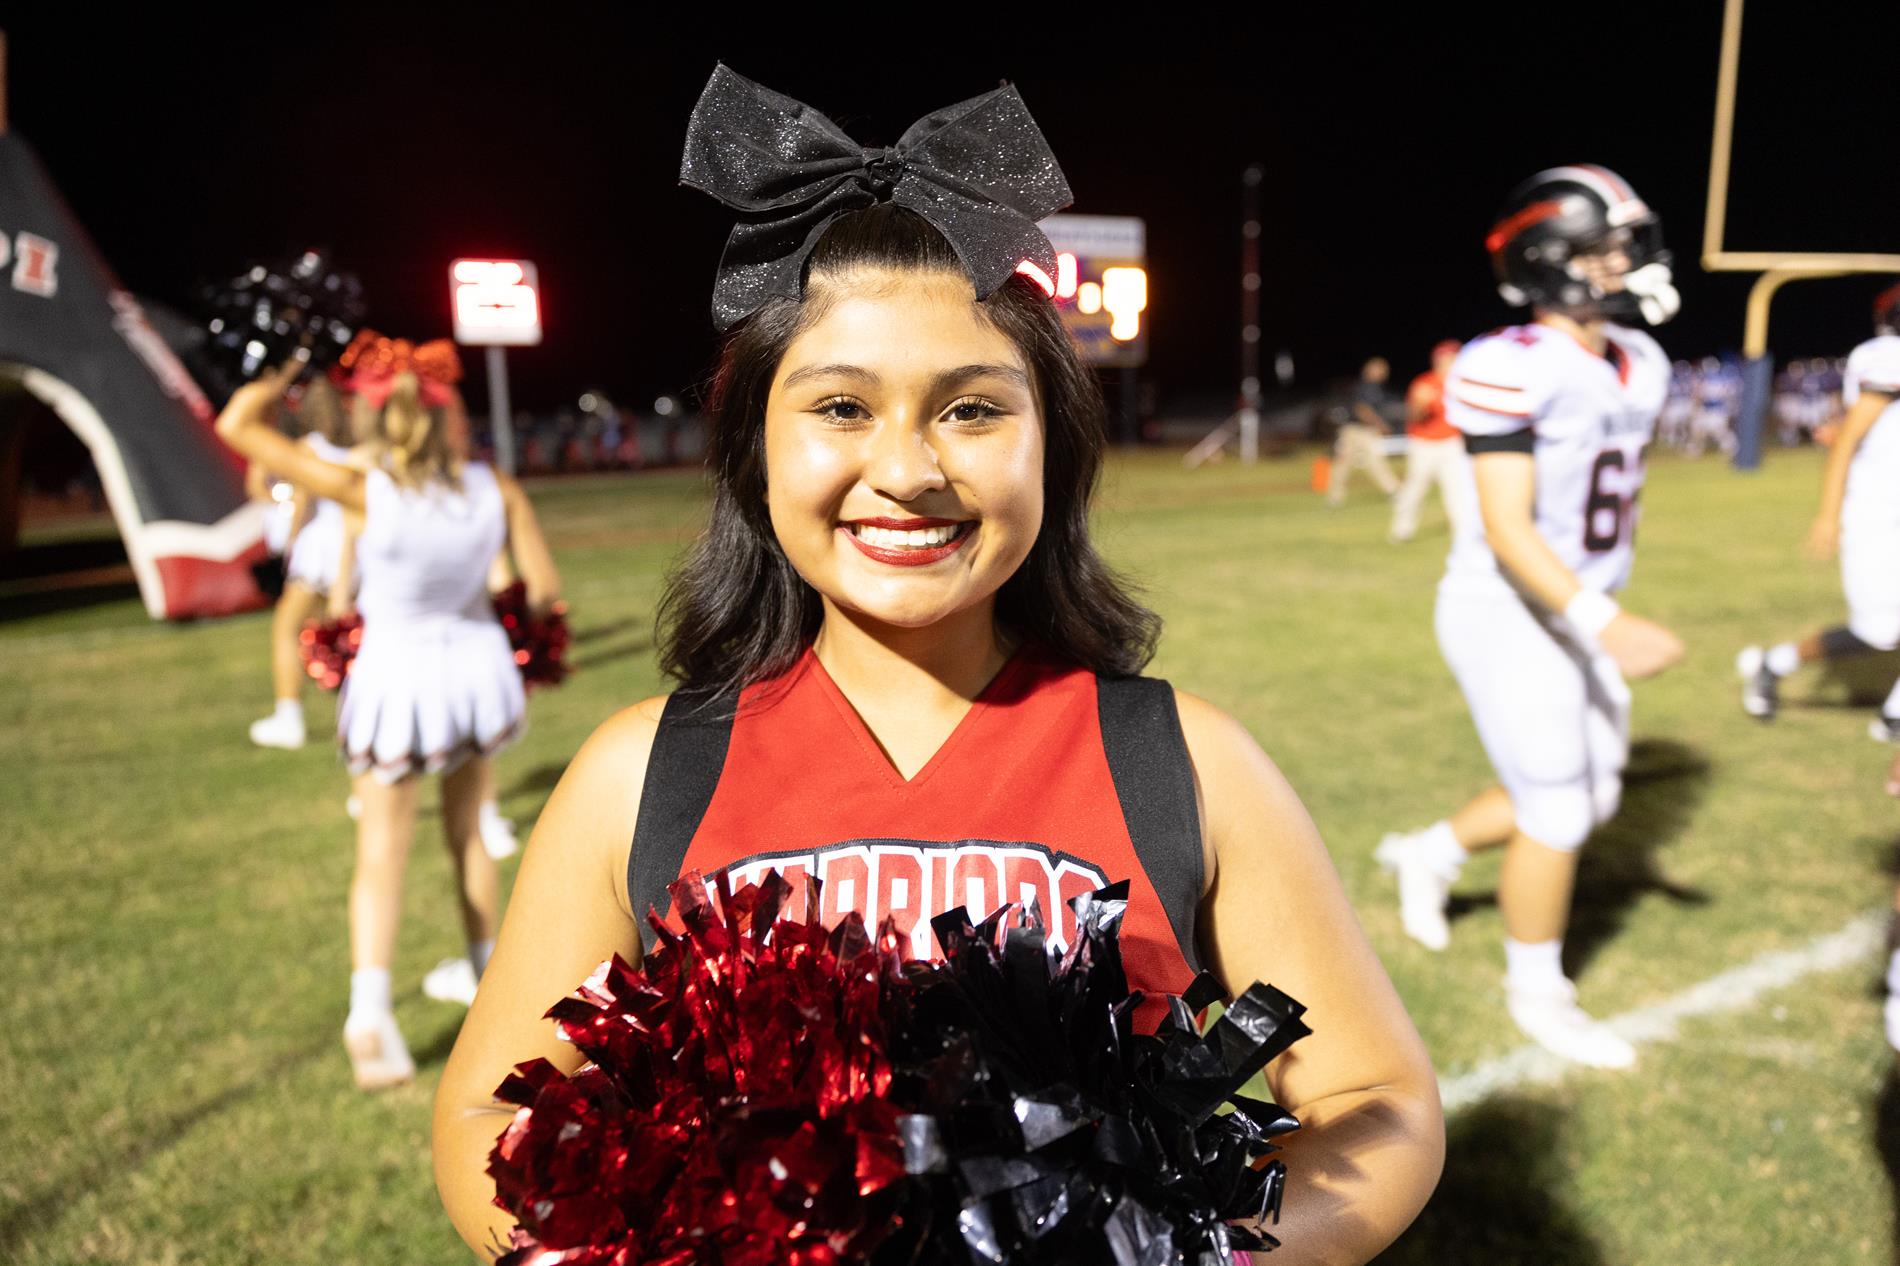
[{"left": 680, "top": 63, "right": 1074, "bottom": 331}]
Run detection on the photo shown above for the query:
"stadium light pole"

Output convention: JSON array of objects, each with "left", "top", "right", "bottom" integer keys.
[
  {"left": 1184, "top": 164, "right": 1266, "bottom": 468},
  {"left": 485, "top": 345, "right": 515, "bottom": 475},
  {"left": 1239, "top": 164, "right": 1262, "bottom": 463}
]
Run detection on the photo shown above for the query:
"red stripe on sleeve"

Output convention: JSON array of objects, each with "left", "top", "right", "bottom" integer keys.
[{"left": 1451, "top": 394, "right": 1533, "bottom": 419}]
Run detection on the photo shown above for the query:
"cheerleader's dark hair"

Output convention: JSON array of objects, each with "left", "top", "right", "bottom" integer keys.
[{"left": 657, "top": 203, "right": 1160, "bottom": 695}]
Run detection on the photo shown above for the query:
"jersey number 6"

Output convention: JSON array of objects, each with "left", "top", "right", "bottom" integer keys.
[{"left": 1583, "top": 448, "right": 1642, "bottom": 552}]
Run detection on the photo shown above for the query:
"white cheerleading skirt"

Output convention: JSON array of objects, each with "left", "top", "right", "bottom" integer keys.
[
  {"left": 337, "top": 616, "right": 525, "bottom": 783},
  {"left": 287, "top": 511, "right": 346, "bottom": 592}
]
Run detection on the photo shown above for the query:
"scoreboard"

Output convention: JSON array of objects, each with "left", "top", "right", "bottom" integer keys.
[
  {"left": 449, "top": 259, "right": 542, "bottom": 347},
  {"left": 1038, "top": 214, "right": 1147, "bottom": 369}
]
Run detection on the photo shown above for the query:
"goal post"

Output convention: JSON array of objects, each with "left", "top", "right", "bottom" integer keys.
[{"left": 1703, "top": 0, "right": 1900, "bottom": 468}]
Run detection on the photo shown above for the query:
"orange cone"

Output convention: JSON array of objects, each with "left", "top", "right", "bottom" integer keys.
[{"left": 1309, "top": 455, "right": 1332, "bottom": 493}]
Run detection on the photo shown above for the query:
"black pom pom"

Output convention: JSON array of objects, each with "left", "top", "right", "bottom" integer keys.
[
  {"left": 884, "top": 883, "right": 1312, "bottom": 1264},
  {"left": 198, "top": 248, "right": 366, "bottom": 397}
]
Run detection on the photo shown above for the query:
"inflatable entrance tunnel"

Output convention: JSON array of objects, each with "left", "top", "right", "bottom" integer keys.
[{"left": 1, "top": 130, "right": 266, "bottom": 619}]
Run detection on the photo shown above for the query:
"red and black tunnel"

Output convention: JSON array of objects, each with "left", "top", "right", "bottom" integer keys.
[{"left": 0, "top": 129, "right": 267, "bottom": 619}]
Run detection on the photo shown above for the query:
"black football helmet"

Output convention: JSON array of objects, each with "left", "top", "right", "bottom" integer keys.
[
  {"left": 1485, "top": 165, "right": 1679, "bottom": 327},
  {"left": 1874, "top": 280, "right": 1900, "bottom": 336}
]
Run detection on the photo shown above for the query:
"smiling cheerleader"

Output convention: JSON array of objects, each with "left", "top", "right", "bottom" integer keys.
[{"left": 433, "top": 66, "right": 1442, "bottom": 1263}]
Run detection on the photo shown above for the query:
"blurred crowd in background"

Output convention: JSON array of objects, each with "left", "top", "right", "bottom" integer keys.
[{"left": 13, "top": 349, "right": 1862, "bottom": 526}]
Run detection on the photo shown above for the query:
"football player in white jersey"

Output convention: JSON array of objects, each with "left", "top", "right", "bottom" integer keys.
[
  {"left": 1376, "top": 165, "right": 1685, "bottom": 1068},
  {"left": 1738, "top": 283, "right": 1900, "bottom": 734}
]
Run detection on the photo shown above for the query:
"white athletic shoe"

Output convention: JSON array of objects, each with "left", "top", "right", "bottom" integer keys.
[
  {"left": 343, "top": 1011, "right": 415, "bottom": 1090},
  {"left": 422, "top": 956, "right": 480, "bottom": 1007},
  {"left": 479, "top": 808, "right": 519, "bottom": 860},
  {"left": 345, "top": 795, "right": 362, "bottom": 820},
  {"left": 1736, "top": 646, "right": 1779, "bottom": 721},
  {"left": 1505, "top": 977, "right": 1636, "bottom": 1069},
  {"left": 1375, "top": 831, "right": 1454, "bottom": 951},
  {"left": 248, "top": 710, "right": 307, "bottom": 750},
  {"left": 1870, "top": 715, "right": 1900, "bottom": 743}
]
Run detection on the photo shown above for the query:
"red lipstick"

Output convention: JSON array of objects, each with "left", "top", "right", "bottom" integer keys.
[{"left": 839, "top": 520, "right": 975, "bottom": 567}]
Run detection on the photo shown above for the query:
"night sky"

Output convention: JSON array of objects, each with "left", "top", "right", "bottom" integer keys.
[{"left": 7, "top": 9, "right": 1897, "bottom": 414}]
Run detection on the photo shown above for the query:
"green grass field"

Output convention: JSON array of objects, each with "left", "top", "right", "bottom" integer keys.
[{"left": 5, "top": 447, "right": 1898, "bottom": 1265}]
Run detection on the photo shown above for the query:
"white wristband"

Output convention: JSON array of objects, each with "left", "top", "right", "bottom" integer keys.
[{"left": 1564, "top": 589, "right": 1621, "bottom": 641}]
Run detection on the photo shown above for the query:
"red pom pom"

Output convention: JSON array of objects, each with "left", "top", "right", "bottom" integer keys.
[
  {"left": 486, "top": 871, "right": 911, "bottom": 1266},
  {"left": 297, "top": 614, "right": 363, "bottom": 692},
  {"left": 491, "top": 581, "right": 572, "bottom": 692}
]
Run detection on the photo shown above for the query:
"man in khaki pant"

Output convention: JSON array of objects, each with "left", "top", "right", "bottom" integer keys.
[
  {"left": 1328, "top": 356, "right": 1401, "bottom": 505},
  {"left": 1391, "top": 340, "right": 1467, "bottom": 542}
]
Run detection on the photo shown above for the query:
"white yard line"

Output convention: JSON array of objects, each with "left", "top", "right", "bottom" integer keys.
[{"left": 1439, "top": 910, "right": 1887, "bottom": 1113}]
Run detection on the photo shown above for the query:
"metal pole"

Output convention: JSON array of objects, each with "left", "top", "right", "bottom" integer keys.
[
  {"left": 486, "top": 344, "right": 516, "bottom": 475},
  {"left": 1734, "top": 354, "right": 1772, "bottom": 472},
  {"left": 1702, "top": 0, "right": 1744, "bottom": 268},
  {"left": 1239, "top": 164, "right": 1263, "bottom": 463},
  {"left": 1729, "top": 267, "right": 1789, "bottom": 473},
  {"left": 1744, "top": 267, "right": 1844, "bottom": 359},
  {"left": 1732, "top": 267, "right": 1843, "bottom": 471}
]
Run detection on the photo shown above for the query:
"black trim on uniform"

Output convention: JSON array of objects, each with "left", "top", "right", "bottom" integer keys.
[
  {"left": 1465, "top": 427, "right": 1536, "bottom": 455},
  {"left": 1095, "top": 675, "right": 1206, "bottom": 975},
  {"left": 627, "top": 687, "right": 737, "bottom": 929}
]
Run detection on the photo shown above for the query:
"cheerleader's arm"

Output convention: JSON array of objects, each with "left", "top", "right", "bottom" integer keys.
[
  {"left": 214, "top": 363, "right": 367, "bottom": 513},
  {"left": 432, "top": 696, "right": 665, "bottom": 1260},
  {"left": 243, "top": 459, "right": 272, "bottom": 503},
  {"left": 495, "top": 472, "right": 562, "bottom": 613},
  {"left": 1175, "top": 690, "right": 1444, "bottom": 1266},
  {"left": 1807, "top": 386, "right": 1889, "bottom": 559}
]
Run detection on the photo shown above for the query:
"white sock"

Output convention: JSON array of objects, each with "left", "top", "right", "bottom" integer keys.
[
  {"left": 1765, "top": 643, "right": 1802, "bottom": 677},
  {"left": 468, "top": 939, "right": 495, "bottom": 978},
  {"left": 1504, "top": 938, "right": 1567, "bottom": 992},
  {"left": 1884, "top": 679, "right": 1900, "bottom": 719},
  {"left": 1886, "top": 946, "right": 1900, "bottom": 996},
  {"left": 1418, "top": 821, "right": 1469, "bottom": 877},
  {"left": 480, "top": 800, "right": 504, "bottom": 825},
  {"left": 348, "top": 967, "right": 392, "bottom": 1026},
  {"left": 274, "top": 698, "right": 304, "bottom": 722}
]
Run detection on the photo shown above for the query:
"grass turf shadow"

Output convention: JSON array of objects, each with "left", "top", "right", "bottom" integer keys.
[
  {"left": 1877, "top": 1065, "right": 1900, "bottom": 1265},
  {"left": 571, "top": 636, "right": 654, "bottom": 675},
  {"left": 1444, "top": 738, "right": 1712, "bottom": 980},
  {"left": 0, "top": 996, "right": 478, "bottom": 1259},
  {"left": 1374, "top": 1096, "right": 1605, "bottom": 1265},
  {"left": 0, "top": 1031, "right": 335, "bottom": 1259},
  {"left": 569, "top": 616, "right": 649, "bottom": 646},
  {"left": 1563, "top": 737, "right": 1712, "bottom": 978},
  {"left": 502, "top": 761, "right": 570, "bottom": 800},
  {"left": 1783, "top": 648, "right": 1900, "bottom": 711}
]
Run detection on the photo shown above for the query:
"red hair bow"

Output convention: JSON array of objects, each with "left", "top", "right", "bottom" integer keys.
[{"left": 338, "top": 330, "right": 463, "bottom": 409}]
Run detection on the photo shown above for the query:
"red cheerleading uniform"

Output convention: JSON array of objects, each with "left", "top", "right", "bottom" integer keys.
[{"left": 627, "top": 644, "right": 1206, "bottom": 1009}]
